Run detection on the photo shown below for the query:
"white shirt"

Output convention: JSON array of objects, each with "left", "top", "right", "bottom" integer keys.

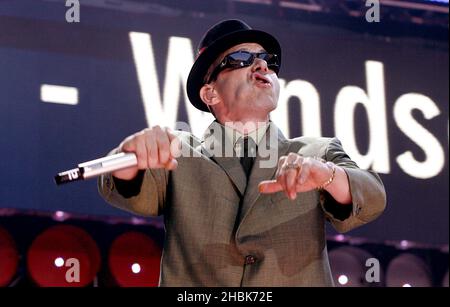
[{"left": 223, "top": 121, "right": 269, "bottom": 157}]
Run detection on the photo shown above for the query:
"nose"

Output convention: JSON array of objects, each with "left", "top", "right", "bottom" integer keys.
[{"left": 251, "top": 57, "right": 269, "bottom": 73}]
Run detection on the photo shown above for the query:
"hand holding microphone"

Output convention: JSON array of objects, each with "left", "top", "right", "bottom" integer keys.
[
  {"left": 113, "top": 126, "right": 180, "bottom": 180},
  {"left": 55, "top": 126, "right": 181, "bottom": 185}
]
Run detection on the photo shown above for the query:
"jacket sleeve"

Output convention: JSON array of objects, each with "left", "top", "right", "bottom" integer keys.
[
  {"left": 320, "top": 138, "right": 387, "bottom": 233},
  {"left": 97, "top": 148, "right": 168, "bottom": 217}
]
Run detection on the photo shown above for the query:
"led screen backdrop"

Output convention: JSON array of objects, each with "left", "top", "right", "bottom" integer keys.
[{"left": 0, "top": 1, "right": 448, "bottom": 244}]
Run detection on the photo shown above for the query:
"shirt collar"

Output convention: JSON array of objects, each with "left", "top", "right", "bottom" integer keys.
[{"left": 222, "top": 121, "right": 270, "bottom": 149}]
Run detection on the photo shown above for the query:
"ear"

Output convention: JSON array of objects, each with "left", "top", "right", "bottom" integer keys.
[{"left": 200, "top": 84, "right": 220, "bottom": 107}]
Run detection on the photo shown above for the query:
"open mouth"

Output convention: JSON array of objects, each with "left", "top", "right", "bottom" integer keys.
[{"left": 253, "top": 73, "right": 271, "bottom": 86}]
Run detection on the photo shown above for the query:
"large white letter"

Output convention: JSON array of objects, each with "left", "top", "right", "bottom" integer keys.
[
  {"left": 164, "top": 37, "right": 213, "bottom": 135},
  {"left": 334, "top": 61, "right": 389, "bottom": 172},
  {"left": 394, "top": 93, "right": 444, "bottom": 179},
  {"left": 130, "top": 33, "right": 213, "bottom": 136},
  {"left": 273, "top": 79, "right": 322, "bottom": 138}
]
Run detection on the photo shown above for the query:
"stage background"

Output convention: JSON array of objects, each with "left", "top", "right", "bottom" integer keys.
[{"left": 0, "top": 0, "right": 448, "bottom": 245}]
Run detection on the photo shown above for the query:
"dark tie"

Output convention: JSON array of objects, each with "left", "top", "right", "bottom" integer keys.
[
  {"left": 233, "top": 137, "right": 257, "bottom": 232},
  {"left": 239, "top": 136, "right": 257, "bottom": 180}
]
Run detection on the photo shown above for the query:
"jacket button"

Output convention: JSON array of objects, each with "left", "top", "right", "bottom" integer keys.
[{"left": 245, "top": 255, "right": 256, "bottom": 265}]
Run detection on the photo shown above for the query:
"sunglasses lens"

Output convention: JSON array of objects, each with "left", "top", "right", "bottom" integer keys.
[
  {"left": 227, "top": 52, "right": 253, "bottom": 66},
  {"left": 209, "top": 51, "right": 280, "bottom": 82},
  {"left": 259, "top": 53, "right": 278, "bottom": 67},
  {"left": 268, "top": 55, "right": 280, "bottom": 73}
]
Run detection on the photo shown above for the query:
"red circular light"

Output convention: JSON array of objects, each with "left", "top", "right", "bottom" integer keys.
[
  {"left": 0, "top": 226, "right": 19, "bottom": 287},
  {"left": 27, "top": 224, "right": 100, "bottom": 287},
  {"left": 386, "top": 253, "right": 432, "bottom": 287},
  {"left": 108, "top": 231, "right": 161, "bottom": 287}
]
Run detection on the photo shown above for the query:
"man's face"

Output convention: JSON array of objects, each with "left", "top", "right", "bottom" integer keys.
[{"left": 208, "top": 43, "right": 280, "bottom": 121}]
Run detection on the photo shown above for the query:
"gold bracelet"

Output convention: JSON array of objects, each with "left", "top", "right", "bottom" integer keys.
[{"left": 317, "top": 161, "right": 336, "bottom": 191}]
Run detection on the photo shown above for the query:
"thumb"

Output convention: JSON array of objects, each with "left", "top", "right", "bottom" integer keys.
[
  {"left": 258, "top": 180, "right": 283, "bottom": 194},
  {"left": 164, "top": 158, "right": 178, "bottom": 171},
  {"left": 167, "top": 128, "right": 182, "bottom": 158}
]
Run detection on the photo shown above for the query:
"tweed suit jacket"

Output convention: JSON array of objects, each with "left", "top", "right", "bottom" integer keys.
[{"left": 98, "top": 121, "right": 386, "bottom": 286}]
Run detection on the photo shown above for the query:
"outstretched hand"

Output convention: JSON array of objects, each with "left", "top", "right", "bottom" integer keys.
[
  {"left": 258, "top": 153, "right": 335, "bottom": 200},
  {"left": 112, "top": 126, "right": 181, "bottom": 180}
]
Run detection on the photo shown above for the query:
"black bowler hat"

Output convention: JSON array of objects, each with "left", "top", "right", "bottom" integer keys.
[{"left": 187, "top": 19, "right": 282, "bottom": 113}]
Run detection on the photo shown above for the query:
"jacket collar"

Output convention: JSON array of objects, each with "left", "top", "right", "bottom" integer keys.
[{"left": 200, "top": 120, "right": 292, "bottom": 198}]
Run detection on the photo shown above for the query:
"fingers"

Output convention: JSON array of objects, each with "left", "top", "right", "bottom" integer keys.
[
  {"left": 297, "top": 160, "right": 311, "bottom": 186},
  {"left": 274, "top": 153, "right": 302, "bottom": 200},
  {"left": 275, "top": 156, "right": 288, "bottom": 195},
  {"left": 262, "top": 153, "right": 301, "bottom": 199},
  {"left": 258, "top": 180, "right": 283, "bottom": 193},
  {"left": 114, "top": 137, "right": 140, "bottom": 180},
  {"left": 259, "top": 153, "right": 316, "bottom": 200},
  {"left": 167, "top": 128, "right": 182, "bottom": 159},
  {"left": 164, "top": 158, "right": 178, "bottom": 170},
  {"left": 284, "top": 153, "right": 302, "bottom": 200},
  {"left": 154, "top": 126, "right": 171, "bottom": 166},
  {"left": 141, "top": 130, "right": 156, "bottom": 169},
  {"left": 119, "top": 125, "right": 179, "bottom": 171}
]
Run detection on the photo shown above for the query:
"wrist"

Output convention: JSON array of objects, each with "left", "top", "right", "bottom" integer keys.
[{"left": 315, "top": 160, "right": 336, "bottom": 191}]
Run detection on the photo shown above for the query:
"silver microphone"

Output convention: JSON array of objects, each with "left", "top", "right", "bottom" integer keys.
[{"left": 54, "top": 152, "right": 137, "bottom": 185}]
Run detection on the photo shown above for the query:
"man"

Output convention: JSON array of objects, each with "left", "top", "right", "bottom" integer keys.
[{"left": 98, "top": 19, "right": 386, "bottom": 286}]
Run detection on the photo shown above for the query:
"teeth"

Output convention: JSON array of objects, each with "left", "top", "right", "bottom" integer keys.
[
  {"left": 254, "top": 74, "right": 269, "bottom": 84},
  {"left": 256, "top": 78, "right": 268, "bottom": 83}
]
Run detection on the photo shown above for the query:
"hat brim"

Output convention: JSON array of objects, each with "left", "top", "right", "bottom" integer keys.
[{"left": 187, "top": 29, "right": 282, "bottom": 113}]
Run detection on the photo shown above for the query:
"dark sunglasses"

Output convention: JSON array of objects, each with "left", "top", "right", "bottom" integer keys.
[{"left": 207, "top": 51, "right": 280, "bottom": 83}]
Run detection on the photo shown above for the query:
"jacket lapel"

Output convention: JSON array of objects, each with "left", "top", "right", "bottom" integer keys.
[
  {"left": 198, "top": 121, "right": 301, "bottom": 206},
  {"left": 200, "top": 121, "right": 247, "bottom": 196},
  {"left": 211, "top": 156, "right": 247, "bottom": 196},
  {"left": 237, "top": 124, "right": 301, "bottom": 228}
]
